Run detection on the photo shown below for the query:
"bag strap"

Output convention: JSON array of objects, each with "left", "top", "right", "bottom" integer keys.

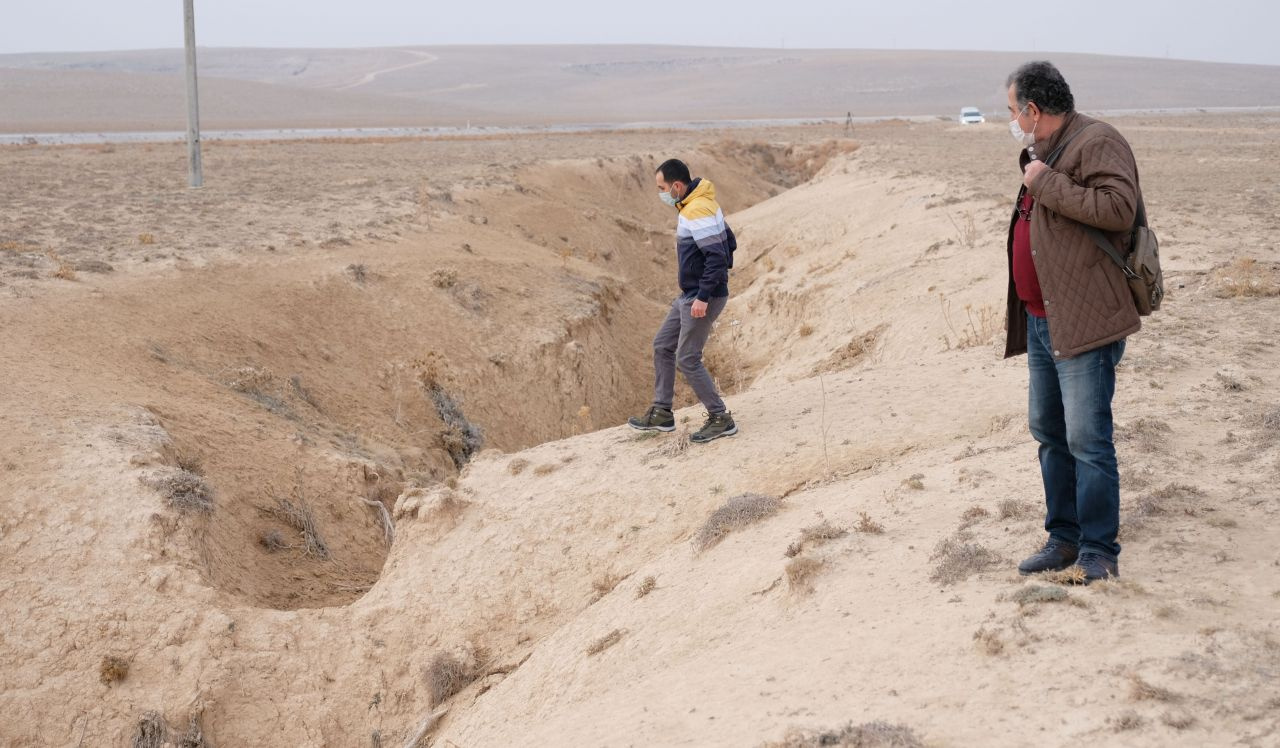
[{"left": 1039, "top": 122, "right": 1144, "bottom": 280}]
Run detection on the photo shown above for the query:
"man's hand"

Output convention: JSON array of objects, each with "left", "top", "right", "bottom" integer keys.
[
  {"left": 690, "top": 299, "right": 708, "bottom": 318},
  {"left": 1023, "top": 159, "right": 1049, "bottom": 189}
]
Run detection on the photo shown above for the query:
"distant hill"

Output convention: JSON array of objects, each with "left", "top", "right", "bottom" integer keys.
[{"left": 2, "top": 46, "right": 1278, "bottom": 132}]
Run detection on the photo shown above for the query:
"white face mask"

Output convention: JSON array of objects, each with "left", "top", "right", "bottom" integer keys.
[
  {"left": 658, "top": 191, "right": 678, "bottom": 207},
  {"left": 1009, "top": 105, "right": 1037, "bottom": 147}
]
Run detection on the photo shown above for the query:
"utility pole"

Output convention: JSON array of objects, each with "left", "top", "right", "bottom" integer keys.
[{"left": 183, "top": 0, "right": 203, "bottom": 188}]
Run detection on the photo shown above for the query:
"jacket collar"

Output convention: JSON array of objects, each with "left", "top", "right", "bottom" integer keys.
[{"left": 1021, "top": 111, "right": 1084, "bottom": 171}]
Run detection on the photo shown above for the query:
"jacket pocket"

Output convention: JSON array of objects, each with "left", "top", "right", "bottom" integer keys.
[{"left": 1087, "top": 254, "right": 1125, "bottom": 317}]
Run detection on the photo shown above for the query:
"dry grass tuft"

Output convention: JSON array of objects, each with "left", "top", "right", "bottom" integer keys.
[
  {"left": 1129, "top": 674, "right": 1180, "bottom": 703},
  {"left": 854, "top": 512, "right": 885, "bottom": 534},
  {"left": 636, "top": 576, "right": 656, "bottom": 599},
  {"left": 649, "top": 429, "right": 692, "bottom": 461},
  {"left": 1111, "top": 710, "right": 1144, "bottom": 732},
  {"left": 798, "top": 323, "right": 815, "bottom": 337},
  {"left": 47, "top": 250, "right": 77, "bottom": 280},
  {"left": 998, "top": 499, "right": 1036, "bottom": 520},
  {"left": 1043, "top": 565, "right": 1088, "bottom": 585},
  {"left": 532, "top": 463, "right": 559, "bottom": 476},
  {"left": 586, "top": 628, "right": 625, "bottom": 656},
  {"left": 1212, "top": 257, "right": 1279, "bottom": 298},
  {"left": 799, "top": 520, "right": 849, "bottom": 546},
  {"left": 132, "top": 712, "right": 167, "bottom": 748},
  {"left": 146, "top": 469, "right": 213, "bottom": 512},
  {"left": 591, "top": 571, "right": 624, "bottom": 601},
  {"left": 768, "top": 720, "right": 925, "bottom": 748},
  {"left": 100, "top": 655, "right": 129, "bottom": 685},
  {"left": 424, "top": 651, "right": 482, "bottom": 707},
  {"left": 785, "top": 555, "right": 826, "bottom": 594},
  {"left": 430, "top": 267, "right": 459, "bottom": 288},
  {"left": 507, "top": 458, "right": 530, "bottom": 475},
  {"left": 264, "top": 497, "right": 329, "bottom": 559},
  {"left": 258, "top": 529, "right": 287, "bottom": 552},
  {"left": 1007, "top": 584, "right": 1085, "bottom": 608},
  {"left": 694, "top": 493, "right": 782, "bottom": 551},
  {"left": 902, "top": 473, "right": 925, "bottom": 490},
  {"left": 1116, "top": 417, "right": 1172, "bottom": 451},
  {"left": 929, "top": 534, "right": 1002, "bottom": 585},
  {"left": 1160, "top": 710, "right": 1196, "bottom": 730},
  {"left": 138, "top": 233, "right": 156, "bottom": 245},
  {"left": 959, "top": 505, "right": 990, "bottom": 528},
  {"left": 973, "top": 626, "right": 1004, "bottom": 656}
]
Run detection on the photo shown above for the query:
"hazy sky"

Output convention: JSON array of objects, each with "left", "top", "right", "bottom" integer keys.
[{"left": 4, "top": 1, "right": 1278, "bottom": 66}]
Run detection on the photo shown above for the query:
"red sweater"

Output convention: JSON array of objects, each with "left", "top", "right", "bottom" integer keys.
[{"left": 1012, "top": 191, "right": 1045, "bottom": 318}]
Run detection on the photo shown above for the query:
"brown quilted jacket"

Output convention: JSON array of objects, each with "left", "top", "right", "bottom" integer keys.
[{"left": 1003, "top": 112, "right": 1142, "bottom": 359}]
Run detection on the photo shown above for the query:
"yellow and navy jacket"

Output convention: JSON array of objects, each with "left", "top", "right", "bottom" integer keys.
[{"left": 674, "top": 177, "right": 736, "bottom": 301}]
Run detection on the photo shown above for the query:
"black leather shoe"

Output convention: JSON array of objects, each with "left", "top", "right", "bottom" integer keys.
[
  {"left": 1017, "top": 539, "right": 1080, "bottom": 575},
  {"left": 1071, "top": 552, "right": 1119, "bottom": 584}
]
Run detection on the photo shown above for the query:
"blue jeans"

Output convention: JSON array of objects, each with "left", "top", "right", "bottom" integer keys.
[{"left": 1027, "top": 313, "right": 1125, "bottom": 559}]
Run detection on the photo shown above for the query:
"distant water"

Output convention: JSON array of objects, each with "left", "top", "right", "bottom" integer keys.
[{"left": 3, "top": 107, "right": 1277, "bottom": 146}]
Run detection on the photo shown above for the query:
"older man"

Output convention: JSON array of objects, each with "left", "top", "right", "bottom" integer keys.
[{"left": 1003, "top": 61, "right": 1144, "bottom": 583}]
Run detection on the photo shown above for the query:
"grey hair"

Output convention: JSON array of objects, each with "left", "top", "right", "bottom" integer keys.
[{"left": 1007, "top": 61, "right": 1075, "bottom": 115}]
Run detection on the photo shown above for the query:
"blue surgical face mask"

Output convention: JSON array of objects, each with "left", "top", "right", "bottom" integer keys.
[{"left": 659, "top": 190, "right": 678, "bottom": 207}]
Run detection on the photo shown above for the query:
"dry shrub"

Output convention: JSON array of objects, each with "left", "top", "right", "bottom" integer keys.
[
  {"left": 785, "top": 556, "right": 825, "bottom": 594},
  {"left": 939, "top": 294, "right": 1001, "bottom": 350},
  {"left": 424, "top": 651, "right": 481, "bottom": 707},
  {"left": 132, "top": 712, "right": 166, "bottom": 748},
  {"left": 694, "top": 493, "right": 781, "bottom": 551},
  {"left": 591, "top": 571, "right": 624, "bottom": 601},
  {"left": 813, "top": 325, "right": 886, "bottom": 374},
  {"left": 586, "top": 628, "right": 624, "bottom": 656},
  {"left": 147, "top": 469, "right": 213, "bottom": 512},
  {"left": 998, "top": 499, "right": 1035, "bottom": 520},
  {"left": 1007, "top": 584, "right": 1084, "bottom": 608},
  {"left": 345, "top": 263, "right": 368, "bottom": 283},
  {"left": 854, "top": 512, "right": 884, "bottom": 534},
  {"left": 265, "top": 497, "right": 329, "bottom": 559},
  {"left": 902, "top": 473, "right": 925, "bottom": 490},
  {"left": 1116, "top": 417, "right": 1171, "bottom": 451},
  {"left": 1043, "top": 565, "right": 1088, "bottom": 585},
  {"left": 929, "top": 534, "right": 1002, "bottom": 585},
  {"left": 1129, "top": 674, "right": 1180, "bottom": 703},
  {"left": 959, "top": 505, "right": 990, "bottom": 528},
  {"left": 47, "top": 250, "right": 76, "bottom": 280},
  {"left": 430, "top": 267, "right": 458, "bottom": 288},
  {"left": 799, "top": 520, "right": 848, "bottom": 547},
  {"left": 1111, "top": 710, "right": 1144, "bottom": 732},
  {"left": 798, "top": 323, "right": 815, "bottom": 337},
  {"left": 768, "top": 720, "right": 924, "bottom": 748},
  {"left": 647, "top": 429, "right": 691, "bottom": 462},
  {"left": 225, "top": 365, "right": 275, "bottom": 395},
  {"left": 100, "top": 655, "right": 129, "bottom": 685},
  {"left": 636, "top": 576, "right": 656, "bottom": 599},
  {"left": 138, "top": 233, "right": 156, "bottom": 245},
  {"left": 1160, "top": 710, "right": 1196, "bottom": 730},
  {"left": 258, "top": 529, "right": 287, "bottom": 552},
  {"left": 75, "top": 259, "right": 115, "bottom": 274},
  {"left": 507, "top": 458, "right": 530, "bottom": 475},
  {"left": 1215, "top": 371, "right": 1245, "bottom": 391},
  {"left": 973, "top": 627, "right": 1004, "bottom": 656},
  {"left": 1213, "top": 257, "right": 1279, "bottom": 298},
  {"left": 532, "top": 463, "right": 559, "bottom": 476}
]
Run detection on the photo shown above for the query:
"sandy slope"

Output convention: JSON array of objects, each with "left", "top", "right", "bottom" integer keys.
[{"left": 1, "top": 114, "right": 1279, "bottom": 747}]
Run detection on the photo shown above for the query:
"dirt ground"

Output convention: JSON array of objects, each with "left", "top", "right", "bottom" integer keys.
[{"left": 1, "top": 111, "right": 1278, "bottom": 747}]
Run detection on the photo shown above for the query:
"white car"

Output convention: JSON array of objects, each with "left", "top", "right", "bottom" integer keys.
[{"left": 959, "top": 107, "right": 985, "bottom": 125}]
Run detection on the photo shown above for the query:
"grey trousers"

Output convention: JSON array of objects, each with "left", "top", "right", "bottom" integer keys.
[{"left": 652, "top": 294, "right": 728, "bottom": 414}]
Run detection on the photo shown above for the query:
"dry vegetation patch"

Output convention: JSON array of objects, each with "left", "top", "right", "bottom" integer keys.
[
  {"left": 1212, "top": 257, "right": 1280, "bottom": 298},
  {"left": 929, "top": 533, "right": 1002, "bottom": 585},
  {"left": 767, "top": 721, "right": 924, "bottom": 748},
  {"left": 785, "top": 555, "right": 826, "bottom": 594},
  {"left": 694, "top": 493, "right": 782, "bottom": 551},
  {"left": 145, "top": 468, "right": 213, "bottom": 512},
  {"left": 586, "top": 628, "right": 625, "bottom": 656}
]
